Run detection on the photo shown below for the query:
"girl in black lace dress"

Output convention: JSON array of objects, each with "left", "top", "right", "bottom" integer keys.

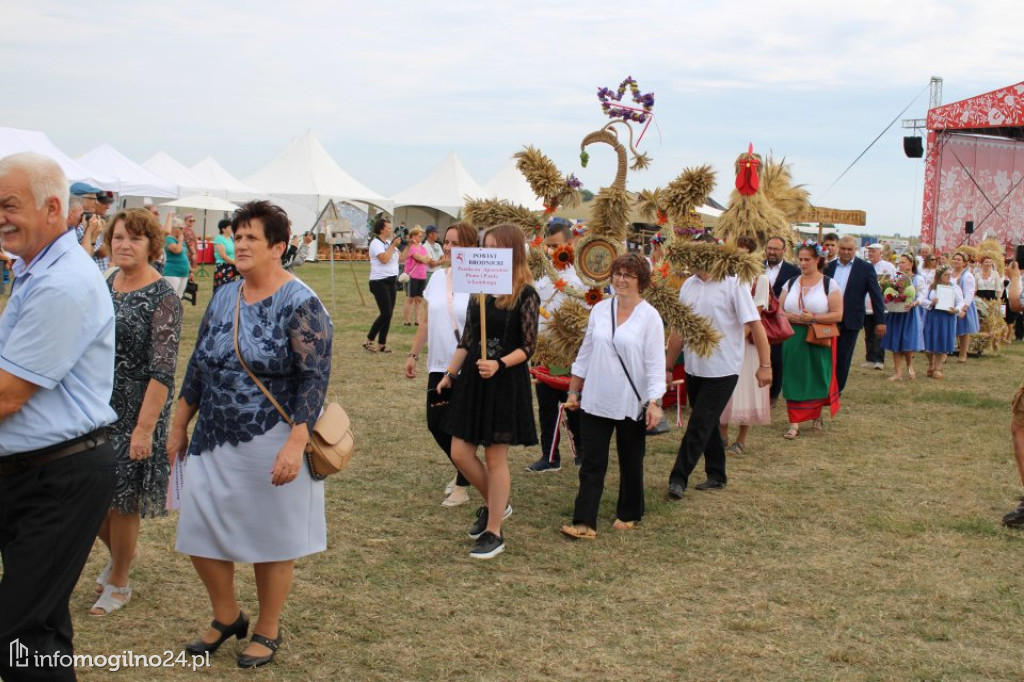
[{"left": 438, "top": 224, "right": 539, "bottom": 559}]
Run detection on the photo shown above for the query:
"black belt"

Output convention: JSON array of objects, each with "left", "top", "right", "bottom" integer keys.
[{"left": 0, "top": 428, "right": 108, "bottom": 476}]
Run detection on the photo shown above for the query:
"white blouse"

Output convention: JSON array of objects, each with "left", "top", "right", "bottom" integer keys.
[
  {"left": 368, "top": 238, "right": 400, "bottom": 280},
  {"left": 423, "top": 269, "right": 470, "bottom": 373},
  {"left": 955, "top": 270, "right": 976, "bottom": 311},
  {"left": 572, "top": 298, "right": 666, "bottom": 421},
  {"left": 925, "top": 282, "right": 964, "bottom": 311},
  {"left": 781, "top": 277, "right": 834, "bottom": 315}
]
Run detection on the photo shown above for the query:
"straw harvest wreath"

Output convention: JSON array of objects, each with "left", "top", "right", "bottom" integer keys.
[{"left": 463, "top": 78, "right": 813, "bottom": 368}]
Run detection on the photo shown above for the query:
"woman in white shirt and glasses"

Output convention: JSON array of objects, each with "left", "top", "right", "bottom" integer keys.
[{"left": 561, "top": 254, "right": 666, "bottom": 539}]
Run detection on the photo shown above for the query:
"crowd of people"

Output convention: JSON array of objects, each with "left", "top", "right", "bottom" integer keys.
[{"left": 3, "top": 148, "right": 1024, "bottom": 678}]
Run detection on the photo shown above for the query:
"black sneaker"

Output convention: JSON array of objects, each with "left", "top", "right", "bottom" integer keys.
[
  {"left": 468, "top": 504, "right": 513, "bottom": 539},
  {"left": 695, "top": 479, "right": 726, "bottom": 491},
  {"left": 470, "top": 531, "right": 505, "bottom": 559},
  {"left": 1002, "top": 501, "right": 1024, "bottom": 528},
  {"left": 667, "top": 482, "right": 685, "bottom": 500},
  {"left": 526, "top": 458, "right": 561, "bottom": 473}
]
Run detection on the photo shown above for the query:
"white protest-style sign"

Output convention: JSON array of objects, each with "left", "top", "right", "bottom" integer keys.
[
  {"left": 935, "top": 284, "right": 955, "bottom": 311},
  {"left": 451, "top": 247, "right": 513, "bottom": 295},
  {"left": 451, "top": 247, "right": 514, "bottom": 359}
]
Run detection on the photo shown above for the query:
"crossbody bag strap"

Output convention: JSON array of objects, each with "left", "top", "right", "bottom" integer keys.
[
  {"left": 234, "top": 286, "right": 295, "bottom": 427},
  {"left": 610, "top": 298, "right": 643, "bottom": 404}
]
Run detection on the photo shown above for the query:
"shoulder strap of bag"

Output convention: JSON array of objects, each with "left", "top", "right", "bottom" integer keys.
[
  {"left": 234, "top": 286, "right": 295, "bottom": 427},
  {"left": 610, "top": 298, "right": 643, "bottom": 404}
]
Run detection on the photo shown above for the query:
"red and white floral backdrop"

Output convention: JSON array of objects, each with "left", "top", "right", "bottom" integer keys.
[
  {"left": 921, "top": 81, "right": 1024, "bottom": 251},
  {"left": 921, "top": 133, "right": 1024, "bottom": 253}
]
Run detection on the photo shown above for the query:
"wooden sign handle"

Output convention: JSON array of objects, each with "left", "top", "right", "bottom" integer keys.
[{"left": 479, "top": 294, "right": 487, "bottom": 360}]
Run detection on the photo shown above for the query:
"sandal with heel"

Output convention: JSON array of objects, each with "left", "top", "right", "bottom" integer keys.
[
  {"left": 185, "top": 611, "right": 250, "bottom": 656},
  {"left": 237, "top": 633, "right": 283, "bottom": 668},
  {"left": 89, "top": 584, "right": 132, "bottom": 616}
]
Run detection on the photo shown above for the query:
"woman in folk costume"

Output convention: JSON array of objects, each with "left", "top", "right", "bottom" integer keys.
[
  {"left": 951, "top": 251, "right": 980, "bottom": 363},
  {"left": 922, "top": 265, "right": 962, "bottom": 379},
  {"left": 778, "top": 242, "right": 843, "bottom": 440},
  {"left": 881, "top": 253, "right": 927, "bottom": 381}
]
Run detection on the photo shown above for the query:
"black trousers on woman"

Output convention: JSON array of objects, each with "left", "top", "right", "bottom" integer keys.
[
  {"left": 427, "top": 372, "right": 469, "bottom": 487},
  {"left": 572, "top": 411, "right": 647, "bottom": 529},
  {"left": 367, "top": 276, "right": 398, "bottom": 345}
]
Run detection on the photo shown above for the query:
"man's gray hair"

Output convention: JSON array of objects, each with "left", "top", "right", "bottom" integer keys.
[
  {"left": 68, "top": 195, "right": 84, "bottom": 210},
  {"left": 838, "top": 235, "right": 858, "bottom": 246},
  {"left": 0, "top": 152, "right": 69, "bottom": 221}
]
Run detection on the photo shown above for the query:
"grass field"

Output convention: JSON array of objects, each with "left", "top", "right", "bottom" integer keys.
[{"left": 41, "top": 263, "right": 1024, "bottom": 680}]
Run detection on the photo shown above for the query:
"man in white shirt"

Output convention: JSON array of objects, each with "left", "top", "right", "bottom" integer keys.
[
  {"left": 665, "top": 245, "right": 772, "bottom": 498},
  {"left": 863, "top": 243, "right": 896, "bottom": 368},
  {"left": 423, "top": 225, "right": 444, "bottom": 273},
  {"left": 527, "top": 222, "right": 585, "bottom": 473}
]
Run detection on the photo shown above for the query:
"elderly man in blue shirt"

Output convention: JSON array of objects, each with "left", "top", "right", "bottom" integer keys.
[{"left": 0, "top": 152, "right": 117, "bottom": 682}]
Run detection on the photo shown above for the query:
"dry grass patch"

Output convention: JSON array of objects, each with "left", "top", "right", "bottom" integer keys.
[{"left": 6, "top": 264, "right": 1024, "bottom": 680}]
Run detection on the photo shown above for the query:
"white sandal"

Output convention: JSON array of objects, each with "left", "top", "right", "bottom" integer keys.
[
  {"left": 94, "top": 551, "right": 140, "bottom": 593},
  {"left": 441, "top": 485, "right": 470, "bottom": 507},
  {"left": 95, "top": 559, "right": 113, "bottom": 594},
  {"left": 89, "top": 584, "right": 132, "bottom": 616}
]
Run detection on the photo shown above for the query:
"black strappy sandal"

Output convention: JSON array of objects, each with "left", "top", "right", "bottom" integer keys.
[
  {"left": 362, "top": 340, "right": 377, "bottom": 353},
  {"left": 377, "top": 345, "right": 393, "bottom": 354},
  {"left": 237, "top": 633, "right": 282, "bottom": 668}
]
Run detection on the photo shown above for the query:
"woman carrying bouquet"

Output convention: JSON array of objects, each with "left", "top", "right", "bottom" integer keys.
[{"left": 881, "top": 253, "right": 926, "bottom": 381}]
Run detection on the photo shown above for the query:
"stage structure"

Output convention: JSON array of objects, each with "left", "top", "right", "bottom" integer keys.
[{"left": 920, "top": 81, "right": 1024, "bottom": 253}]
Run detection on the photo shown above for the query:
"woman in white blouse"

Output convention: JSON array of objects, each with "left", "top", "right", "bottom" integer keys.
[
  {"left": 778, "top": 242, "right": 844, "bottom": 440},
  {"left": 951, "top": 251, "right": 980, "bottom": 363},
  {"left": 404, "top": 223, "right": 476, "bottom": 506},
  {"left": 363, "top": 214, "right": 402, "bottom": 354},
  {"left": 561, "top": 254, "right": 666, "bottom": 539}
]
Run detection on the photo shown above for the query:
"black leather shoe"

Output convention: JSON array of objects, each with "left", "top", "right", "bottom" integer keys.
[
  {"left": 695, "top": 479, "right": 726, "bottom": 491},
  {"left": 1002, "top": 501, "right": 1024, "bottom": 528},
  {"left": 667, "top": 482, "right": 685, "bottom": 500},
  {"left": 237, "top": 633, "right": 283, "bottom": 668},
  {"left": 185, "top": 611, "right": 249, "bottom": 655}
]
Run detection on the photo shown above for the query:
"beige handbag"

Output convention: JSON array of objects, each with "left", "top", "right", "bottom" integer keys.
[{"left": 233, "top": 287, "right": 353, "bottom": 479}]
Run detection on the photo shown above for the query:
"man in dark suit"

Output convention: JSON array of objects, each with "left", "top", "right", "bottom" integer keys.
[
  {"left": 764, "top": 237, "right": 801, "bottom": 406},
  {"left": 824, "top": 236, "right": 886, "bottom": 393}
]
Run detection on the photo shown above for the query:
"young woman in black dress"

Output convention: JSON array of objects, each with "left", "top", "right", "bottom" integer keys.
[{"left": 436, "top": 223, "right": 539, "bottom": 559}]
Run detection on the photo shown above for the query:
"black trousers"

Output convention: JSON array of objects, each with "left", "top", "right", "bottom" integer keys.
[
  {"left": 835, "top": 327, "right": 861, "bottom": 394},
  {"left": 769, "top": 343, "right": 784, "bottom": 401},
  {"left": 0, "top": 444, "right": 116, "bottom": 682},
  {"left": 367, "top": 276, "right": 398, "bottom": 345},
  {"left": 669, "top": 373, "right": 738, "bottom": 488},
  {"left": 863, "top": 312, "right": 885, "bottom": 363},
  {"left": 572, "top": 411, "right": 646, "bottom": 529},
  {"left": 534, "top": 381, "right": 582, "bottom": 465},
  {"left": 427, "top": 372, "right": 469, "bottom": 487}
]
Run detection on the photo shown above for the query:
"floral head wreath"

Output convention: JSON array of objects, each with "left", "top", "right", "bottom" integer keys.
[
  {"left": 650, "top": 232, "right": 666, "bottom": 246},
  {"left": 797, "top": 240, "right": 825, "bottom": 258},
  {"left": 571, "top": 224, "right": 588, "bottom": 238}
]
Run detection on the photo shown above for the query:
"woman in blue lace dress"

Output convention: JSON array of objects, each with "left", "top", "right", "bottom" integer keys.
[{"left": 167, "top": 201, "right": 332, "bottom": 669}]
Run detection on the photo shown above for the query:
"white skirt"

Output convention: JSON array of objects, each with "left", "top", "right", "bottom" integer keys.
[{"left": 175, "top": 422, "right": 326, "bottom": 563}]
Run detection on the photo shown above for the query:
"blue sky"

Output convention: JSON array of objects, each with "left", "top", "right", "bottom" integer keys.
[{"left": 4, "top": 0, "right": 1022, "bottom": 234}]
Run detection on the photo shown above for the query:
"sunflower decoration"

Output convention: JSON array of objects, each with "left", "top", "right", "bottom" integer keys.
[
  {"left": 584, "top": 287, "right": 604, "bottom": 307},
  {"left": 552, "top": 244, "right": 575, "bottom": 270}
]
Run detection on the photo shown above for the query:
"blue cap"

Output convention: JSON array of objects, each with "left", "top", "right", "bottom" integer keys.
[{"left": 69, "top": 181, "right": 102, "bottom": 197}]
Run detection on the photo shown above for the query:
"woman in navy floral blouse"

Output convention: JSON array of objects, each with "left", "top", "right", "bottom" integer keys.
[{"left": 167, "top": 201, "right": 332, "bottom": 669}]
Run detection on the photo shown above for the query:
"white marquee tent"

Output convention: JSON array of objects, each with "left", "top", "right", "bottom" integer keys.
[
  {"left": 244, "top": 130, "right": 391, "bottom": 231},
  {"left": 143, "top": 152, "right": 210, "bottom": 197},
  {"left": 482, "top": 157, "right": 544, "bottom": 211},
  {"left": 391, "top": 152, "right": 485, "bottom": 228},
  {"left": 0, "top": 127, "right": 114, "bottom": 188},
  {"left": 78, "top": 144, "right": 176, "bottom": 198},
  {"left": 190, "top": 156, "right": 258, "bottom": 200}
]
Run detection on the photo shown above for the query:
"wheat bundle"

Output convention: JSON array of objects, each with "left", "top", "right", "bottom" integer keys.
[
  {"left": 533, "top": 299, "right": 592, "bottom": 368},
  {"left": 514, "top": 147, "right": 581, "bottom": 210},
  {"left": 661, "top": 165, "right": 716, "bottom": 222},
  {"left": 463, "top": 198, "right": 542, "bottom": 235},
  {"left": 663, "top": 241, "right": 763, "bottom": 283},
  {"left": 761, "top": 157, "right": 810, "bottom": 224}
]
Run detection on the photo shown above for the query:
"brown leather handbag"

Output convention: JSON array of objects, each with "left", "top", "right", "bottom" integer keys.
[
  {"left": 806, "top": 322, "right": 839, "bottom": 347},
  {"left": 233, "top": 287, "right": 353, "bottom": 479}
]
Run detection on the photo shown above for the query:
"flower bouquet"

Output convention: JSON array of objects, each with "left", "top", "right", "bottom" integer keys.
[{"left": 880, "top": 272, "right": 916, "bottom": 313}]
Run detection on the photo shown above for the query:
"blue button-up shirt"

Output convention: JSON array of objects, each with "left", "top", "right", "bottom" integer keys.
[
  {"left": 832, "top": 258, "right": 853, "bottom": 292},
  {"left": 0, "top": 229, "right": 116, "bottom": 455}
]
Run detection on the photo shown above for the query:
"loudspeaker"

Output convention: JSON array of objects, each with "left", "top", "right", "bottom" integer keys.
[
  {"left": 965, "top": 220, "right": 975, "bottom": 235},
  {"left": 903, "top": 136, "right": 924, "bottom": 158}
]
